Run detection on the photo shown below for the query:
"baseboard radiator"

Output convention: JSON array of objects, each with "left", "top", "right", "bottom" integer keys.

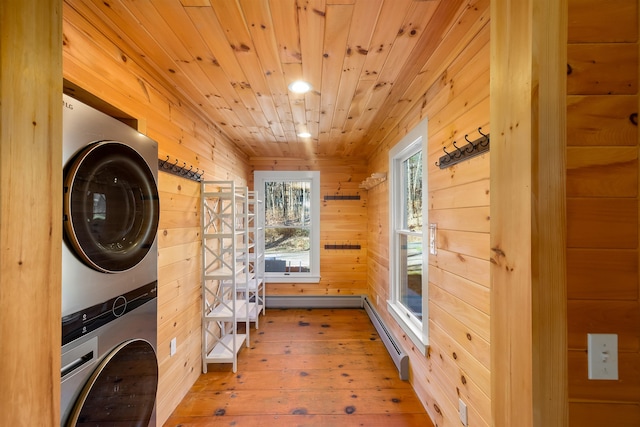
[
  {"left": 362, "top": 297, "right": 409, "bottom": 380},
  {"left": 265, "top": 295, "right": 363, "bottom": 308}
]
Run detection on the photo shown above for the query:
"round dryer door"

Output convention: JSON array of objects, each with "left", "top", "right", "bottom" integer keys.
[
  {"left": 65, "top": 339, "right": 158, "bottom": 427},
  {"left": 64, "top": 141, "right": 159, "bottom": 273}
]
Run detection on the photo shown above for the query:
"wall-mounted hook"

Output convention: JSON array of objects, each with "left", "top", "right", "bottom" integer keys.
[
  {"left": 442, "top": 147, "right": 452, "bottom": 162},
  {"left": 452, "top": 140, "right": 463, "bottom": 158},
  {"left": 478, "top": 127, "right": 490, "bottom": 147},
  {"left": 159, "top": 155, "right": 170, "bottom": 168},
  {"left": 464, "top": 134, "right": 475, "bottom": 152}
]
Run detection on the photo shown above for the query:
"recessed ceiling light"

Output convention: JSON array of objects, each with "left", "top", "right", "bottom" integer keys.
[
  {"left": 288, "top": 80, "right": 312, "bottom": 94},
  {"left": 298, "top": 132, "right": 311, "bottom": 138}
]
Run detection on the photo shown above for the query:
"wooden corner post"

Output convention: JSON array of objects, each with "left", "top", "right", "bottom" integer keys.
[
  {"left": 0, "top": 0, "right": 63, "bottom": 425},
  {"left": 490, "top": 0, "right": 568, "bottom": 426}
]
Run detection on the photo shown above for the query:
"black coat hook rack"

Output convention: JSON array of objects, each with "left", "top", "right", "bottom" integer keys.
[
  {"left": 158, "top": 156, "right": 203, "bottom": 182},
  {"left": 324, "top": 242, "right": 361, "bottom": 250},
  {"left": 324, "top": 193, "right": 361, "bottom": 201},
  {"left": 435, "top": 127, "right": 490, "bottom": 169}
]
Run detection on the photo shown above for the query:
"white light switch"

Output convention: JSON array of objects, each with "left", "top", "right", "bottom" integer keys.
[
  {"left": 429, "top": 223, "right": 437, "bottom": 255},
  {"left": 458, "top": 398, "right": 468, "bottom": 426},
  {"left": 170, "top": 337, "right": 177, "bottom": 357},
  {"left": 587, "top": 333, "right": 618, "bottom": 380}
]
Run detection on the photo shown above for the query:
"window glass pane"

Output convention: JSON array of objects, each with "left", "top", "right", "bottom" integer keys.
[
  {"left": 402, "top": 151, "right": 422, "bottom": 232},
  {"left": 399, "top": 234, "right": 422, "bottom": 320},
  {"left": 265, "top": 227, "right": 310, "bottom": 273},
  {"left": 264, "top": 181, "right": 311, "bottom": 227}
]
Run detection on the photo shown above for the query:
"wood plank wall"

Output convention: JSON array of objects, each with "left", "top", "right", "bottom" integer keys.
[
  {"left": 62, "top": 1, "right": 251, "bottom": 424},
  {"left": 249, "top": 158, "right": 369, "bottom": 297},
  {"left": 567, "top": 0, "right": 640, "bottom": 425},
  {"left": 366, "top": 2, "right": 491, "bottom": 426}
]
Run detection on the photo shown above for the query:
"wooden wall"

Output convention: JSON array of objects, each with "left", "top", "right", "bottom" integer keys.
[
  {"left": 366, "top": 2, "right": 491, "bottom": 426},
  {"left": 249, "top": 157, "right": 369, "bottom": 297},
  {"left": 567, "top": 0, "right": 640, "bottom": 425},
  {"left": 62, "top": 1, "right": 251, "bottom": 424}
]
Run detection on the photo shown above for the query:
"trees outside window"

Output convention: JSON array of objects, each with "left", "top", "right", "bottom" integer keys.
[{"left": 400, "top": 149, "right": 423, "bottom": 320}]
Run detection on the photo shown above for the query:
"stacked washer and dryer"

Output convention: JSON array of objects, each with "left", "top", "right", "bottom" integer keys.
[{"left": 60, "top": 94, "right": 160, "bottom": 426}]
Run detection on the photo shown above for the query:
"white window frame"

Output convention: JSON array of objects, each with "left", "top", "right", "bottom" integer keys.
[
  {"left": 254, "top": 170, "right": 321, "bottom": 283},
  {"left": 388, "top": 117, "right": 429, "bottom": 354}
]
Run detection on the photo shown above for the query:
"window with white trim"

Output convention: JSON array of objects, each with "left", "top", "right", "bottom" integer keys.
[
  {"left": 254, "top": 171, "right": 320, "bottom": 283},
  {"left": 388, "top": 118, "right": 428, "bottom": 353}
]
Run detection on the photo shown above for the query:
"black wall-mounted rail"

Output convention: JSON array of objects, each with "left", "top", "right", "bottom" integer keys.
[
  {"left": 324, "top": 243, "right": 361, "bottom": 250},
  {"left": 436, "top": 127, "right": 490, "bottom": 169},
  {"left": 324, "top": 194, "right": 361, "bottom": 201},
  {"left": 158, "top": 156, "right": 203, "bottom": 182}
]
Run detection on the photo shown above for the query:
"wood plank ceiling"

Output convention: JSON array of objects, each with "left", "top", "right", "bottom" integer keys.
[{"left": 68, "top": 0, "right": 461, "bottom": 159}]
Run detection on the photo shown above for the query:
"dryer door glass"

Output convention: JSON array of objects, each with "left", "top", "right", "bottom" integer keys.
[
  {"left": 64, "top": 141, "right": 159, "bottom": 273},
  {"left": 65, "top": 339, "right": 158, "bottom": 427}
]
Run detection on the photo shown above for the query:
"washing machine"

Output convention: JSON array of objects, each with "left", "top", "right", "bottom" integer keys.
[{"left": 60, "top": 94, "right": 160, "bottom": 426}]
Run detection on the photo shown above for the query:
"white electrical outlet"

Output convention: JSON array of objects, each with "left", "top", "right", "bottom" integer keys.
[
  {"left": 588, "top": 333, "right": 618, "bottom": 380},
  {"left": 170, "top": 337, "right": 177, "bottom": 357},
  {"left": 458, "top": 398, "right": 468, "bottom": 426}
]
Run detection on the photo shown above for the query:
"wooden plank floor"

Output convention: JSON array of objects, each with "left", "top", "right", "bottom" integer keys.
[{"left": 163, "top": 308, "right": 434, "bottom": 427}]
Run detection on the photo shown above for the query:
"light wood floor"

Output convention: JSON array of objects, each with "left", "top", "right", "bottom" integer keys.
[{"left": 163, "top": 308, "right": 434, "bottom": 427}]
